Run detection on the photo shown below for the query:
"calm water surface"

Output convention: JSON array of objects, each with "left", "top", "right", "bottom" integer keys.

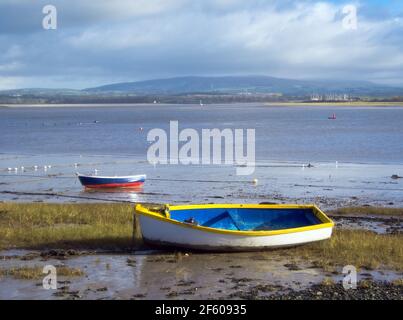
[
  {"left": 1, "top": 104, "right": 402, "bottom": 205},
  {"left": 1, "top": 104, "right": 403, "bottom": 163}
]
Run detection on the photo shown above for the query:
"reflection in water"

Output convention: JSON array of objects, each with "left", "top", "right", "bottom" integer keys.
[{"left": 79, "top": 186, "right": 144, "bottom": 203}]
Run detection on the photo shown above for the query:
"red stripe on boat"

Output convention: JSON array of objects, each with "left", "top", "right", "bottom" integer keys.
[{"left": 84, "top": 181, "right": 144, "bottom": 188}]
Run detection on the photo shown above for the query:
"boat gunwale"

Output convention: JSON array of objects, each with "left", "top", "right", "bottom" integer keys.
[
  {"left": 77, "top": 173, "right": 146, "bottom": 180},
  {"left": 135, "top": 203, "right": 334, "bottom": 237}
]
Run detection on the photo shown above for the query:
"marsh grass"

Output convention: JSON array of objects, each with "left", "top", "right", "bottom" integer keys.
[
  {"left": 284, "top": 229, "right": 403, "bottom": 271},
  {"left": 0, "top": 203, "right": 402, "bottom": 271},
  {"left": 0, "top": 265, "right": 84, "bottom": 280},
  {"left": 329, "top": 207, "right": 403, "bottom": 217},
  {"left": 0, "top": 203, "right": 136, "bottom": 250}
]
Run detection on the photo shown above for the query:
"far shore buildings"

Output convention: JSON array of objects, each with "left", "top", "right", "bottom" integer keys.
[{"left": 310, "top": 93, "right": 354, "bottom": 102}]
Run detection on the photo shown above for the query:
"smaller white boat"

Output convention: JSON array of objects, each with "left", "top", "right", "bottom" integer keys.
[{"left": 135, "top": 203, "right": 334, "bottom": 252}]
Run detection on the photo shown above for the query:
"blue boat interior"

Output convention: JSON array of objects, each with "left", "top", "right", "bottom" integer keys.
[{"left": 169, "top": 208, "right": 322, "bottom": 231}]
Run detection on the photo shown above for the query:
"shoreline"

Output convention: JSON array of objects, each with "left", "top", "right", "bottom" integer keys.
[
  {"left": 1, "top": 101, "right": 403, "bottom": 108},
  {"left": 264, "top": 101, "right": 403, "bottom": 107}
]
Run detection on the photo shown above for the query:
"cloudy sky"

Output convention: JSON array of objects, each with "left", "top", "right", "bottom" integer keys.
[{"left": 0, "top": 0, "right": 402, "bottom": 90}]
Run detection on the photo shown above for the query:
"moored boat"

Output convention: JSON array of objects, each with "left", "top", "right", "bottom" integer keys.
[
  {"left": 328, "top": 113, "right": 336, "bottom": 120},
  {"left": 77, "top": 173, "right": 146, "bottom": 188},
  {"left": 135, "top": 203, "right": 334, "bottom": 251}
]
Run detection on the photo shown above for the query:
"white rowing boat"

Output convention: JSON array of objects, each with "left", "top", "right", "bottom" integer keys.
[{"left": 135, "top": 203, "right": 334, "bottom": 252}]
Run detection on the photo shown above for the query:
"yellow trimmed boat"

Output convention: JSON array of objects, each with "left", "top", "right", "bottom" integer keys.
[{"left": 135, "top": 204, "right": 334, "bottom": 251}]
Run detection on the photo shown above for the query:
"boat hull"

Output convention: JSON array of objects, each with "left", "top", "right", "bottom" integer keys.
[
  {"left": 136, "top": 204, "right": 334, "bottom": 252},
  {"left": 78, "top": 174, "right": 146, "bottom": 189}
]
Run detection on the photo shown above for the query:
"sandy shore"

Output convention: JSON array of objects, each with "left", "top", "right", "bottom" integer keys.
[
  {"left": 264, "top": 102, "right": 403, "bottom": 107},
  {"left": 1, "top": 101, "right": 403, "bottom": 108},
  {"left": 1, "top": 103, "right": 179, "bottom": 108}
]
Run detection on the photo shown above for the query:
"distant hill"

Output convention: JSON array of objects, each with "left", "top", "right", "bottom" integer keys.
[
  {"left": 1, "top": 76, "right": 402, "bottom": 104},
  {"left": 84, "top": 75, "right": 403, "bottom": 97}
]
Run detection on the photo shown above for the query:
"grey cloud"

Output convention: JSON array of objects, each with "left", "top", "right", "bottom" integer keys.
[{"left": 0, "top": 0, "right": 403, "bottom": 89}]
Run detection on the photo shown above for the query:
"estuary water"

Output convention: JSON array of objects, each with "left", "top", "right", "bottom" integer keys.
[{"left": 1, "top": 103, "right": 403, "bottom": 207}]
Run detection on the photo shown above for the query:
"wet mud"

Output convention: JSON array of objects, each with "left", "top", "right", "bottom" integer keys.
[{"left": 1, "top": 237, "right": 402, "bottom": 300}]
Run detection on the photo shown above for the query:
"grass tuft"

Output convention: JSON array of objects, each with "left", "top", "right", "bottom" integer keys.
[
  {"left": 392, "top": 278, "right": 403, "bottom": 286},
  {"left": 329, "top": 207, "right": 403, "bottom": 217},
  {"left": 320, "top": 277, "right": 335, "bottom": 286},
  {"left": 0, "top": 265, "right": 84, "bottom": 280}
]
